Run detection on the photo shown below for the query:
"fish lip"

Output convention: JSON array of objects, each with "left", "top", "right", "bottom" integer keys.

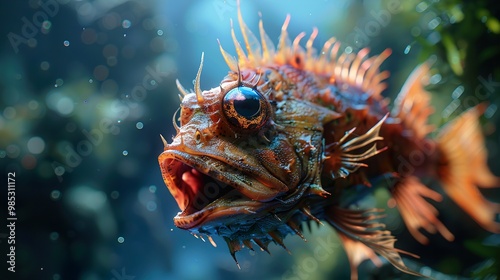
[{"left": 159, "top": 149, "right": 273, "bottom": 230}]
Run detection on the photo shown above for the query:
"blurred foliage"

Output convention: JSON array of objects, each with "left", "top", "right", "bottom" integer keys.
[{"left": 465, "top": 235, "right": 500, "bottom": 278}]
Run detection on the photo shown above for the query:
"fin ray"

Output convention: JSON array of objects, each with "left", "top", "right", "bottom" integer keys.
[
  {"left": 326, "top": 207, "right": 424, "bottom": 278},
  {"left": 392, "top": 62, "right": 435, "bottom": 138},
  {"left": 437, "top": 105, "right": 500, "bottom": 233},
  {"left": 391, "top": 176, "right": 454, "bottom": 244}
]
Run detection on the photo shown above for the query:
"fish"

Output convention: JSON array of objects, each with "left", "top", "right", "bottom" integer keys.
[{"left": 158, "top": 3, "right": 500, "bottom": 279}]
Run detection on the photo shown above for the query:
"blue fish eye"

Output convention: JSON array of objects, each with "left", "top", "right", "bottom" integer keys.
[
  {"left": 224, "top": 87, "right": 261, "bottom": 118},
  {"left": 222, "top": 86, "right": 268, "bottom": 130}
]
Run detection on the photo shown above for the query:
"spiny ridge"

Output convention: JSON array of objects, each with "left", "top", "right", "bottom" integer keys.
[{"left": 219, "top": 6, "right": 391, "bottom": 99}]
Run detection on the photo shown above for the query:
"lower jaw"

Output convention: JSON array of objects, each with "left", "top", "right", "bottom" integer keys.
[{"left": 173, "top": 201, "right": 264, "bottom": 231}]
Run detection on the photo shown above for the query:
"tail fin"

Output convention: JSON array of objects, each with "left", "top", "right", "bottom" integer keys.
[{"left": 436, "top": 105, "right": 500, "bottom": 233}]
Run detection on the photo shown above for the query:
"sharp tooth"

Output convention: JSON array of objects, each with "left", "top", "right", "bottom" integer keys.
[
  {"left": 252, "top": 238, "right": 270, "bottom": 255},
  {"left": 208, "top": 235, "right": 217, "bottom": 247},
  {"left": 200, "top": 235, "right": 206, "bottom": 242},
  {"left": 243, "top": 240, "right": 254, "bottom": 251},
  {"left": 268, "top": 231, "right": 291, "bottom": 255},
  {"left": 300, "top": 207, "right": 324, "bottom": 226},
  {"left": 287, "top": 220, "right": 307, "bottom": 242},
  {"left": 224, "top": 237, "right": 242, "bottom": 269},
  {"left": 160, "top": 134, "right": 168, "bottom": 148}
]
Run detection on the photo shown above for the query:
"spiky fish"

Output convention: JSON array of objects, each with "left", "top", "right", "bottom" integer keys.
[{"left": 158, "top": 4, "right": 500, "bottom": 278}]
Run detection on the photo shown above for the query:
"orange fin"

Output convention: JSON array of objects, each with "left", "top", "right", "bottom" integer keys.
[
  {"left": 437, "top": 105, "right": 500, "bottom": 233},
  {"left": 338, "top": 233, "right": 382, "bottom": 280},
  {"left": 326, "top": 47, "right": 392, "bottom": 99},
  {"left": 391, "top": 62, "right": 435, "bottom": 139},
  {"left": 327, "top": 115, "right": 387, "bottom": 179},
  {"left": 391, "top": 176, "right": 454, "bottom": 244},
  {"left": 220, "top": 5, "right": 390, "bottom": 100},
  {"left": 326, "top": 207, "right": 424, "bottom": 279}
]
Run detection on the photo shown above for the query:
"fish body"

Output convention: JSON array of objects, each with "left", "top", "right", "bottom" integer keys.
[{"left": 158, "top": 5, "right": 500, "bottom": 278}]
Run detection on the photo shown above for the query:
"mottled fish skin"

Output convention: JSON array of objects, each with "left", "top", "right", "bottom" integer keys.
[{"left": 158, "top": 3, "right": 500, "bottom": 278}]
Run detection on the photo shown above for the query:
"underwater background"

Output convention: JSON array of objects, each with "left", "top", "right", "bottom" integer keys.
[{"left": 0, "top": 0, "right": 499, "bottom": 279}]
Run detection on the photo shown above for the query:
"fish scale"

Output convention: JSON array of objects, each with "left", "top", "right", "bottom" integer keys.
[{"left": 158, "top": 2, "right": 500, "bottom": 279}]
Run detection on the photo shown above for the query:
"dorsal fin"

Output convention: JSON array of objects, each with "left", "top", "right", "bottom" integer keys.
[
  {"left": 219, "top": 2, "right": 391, "bottom": 99},
  {"left": 259, "top": 16, "right": 275, "bottom": 62},
  {"left": 237, "top": 4, "right": 261, "bottom": 66},
  {"left": 391, "top": 62, "right": 435, "bottom": 138}
]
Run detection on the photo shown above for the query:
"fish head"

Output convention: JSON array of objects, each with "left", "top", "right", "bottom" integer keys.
[{"left": 158, "top": 63, "right": 339, "bottom": 245}]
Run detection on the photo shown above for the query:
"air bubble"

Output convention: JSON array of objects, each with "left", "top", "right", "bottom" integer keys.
[
  {"left": 50, "top": 232, "right": 59, "bottom": 241},
  {"left": 404, "top": 45, "right": 411, "bottom": 54},
  {"left": 136, "top": 122, "right": 144, "bottom": 129},
  {"left": 56, "top": 97, "right": 74, "bottom": 115},
  {"left": 117, "top": 236, "right": 125, "bottom": 243},
  {"left": 485, "top": 104, "right": 497, "bottom": 119},
  {"left": 4, "top": 107, "right": 16, "bottom": 119},
  {"left": 451, "top": 85, "right": 464, "bottom": 99},
  {"left": 110, "top": 191, "right": 120, "bottom": 199},
  {"left": 6, "top": 144, "right": 20, "bottom": 158},
  {"left": 54, "top": 166, "right": 65, "bottom": 176},
  {"left": 122, "top": 19, "right": 131, "bottom": 29},
  {"left": 41, "top": 61, "right": 50, "bottom": 71},
  {"left": 51, "top": 190, "right": 61, "bottom": 200},
  {"left": 428, "top": 18, "right": 441, "bottom": 30},
  {"left": 416, "top": 2, "right": 428, "bottom": 13},
  {"left": 63, "top": 40, "right": 70, "bottom": 47},
  {"left": 28, "top": 100, "right": 39, "bottom": 110},
  {"left": 55, "top": 78, "right": 64, "bottom": 87},
  {"left": 27, "top": 136, "right": 46, "bottom": 154},
  {"left": 42, "top": 20, "right": 52, "bottom": 30},
  {"left": 122, "top": 150, "right": 128, "bottom": 156},
  {"left": 146, "top": 201, "right": 157, "bottom": 211},
  {"left": 429, "top": 73, "right": 442, "bottom": 84}
]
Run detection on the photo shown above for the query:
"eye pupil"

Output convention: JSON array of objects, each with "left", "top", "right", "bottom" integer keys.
[
  {"left": 224, "top": 87, "right": 261, "bottom": 119},
  {"left": 233, "top": 93, "right": 260, "bottom": 118},
  {"left": 222, "top": 86, "right": 269, "bottom": 131}
]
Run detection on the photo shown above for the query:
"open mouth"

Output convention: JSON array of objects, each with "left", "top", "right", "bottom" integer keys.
[
  {"left": 168, "top": 158, "right": 239, "bottom": 215},
  {"left": 159, "top": 150, "right": 262, "bottom": 229}
]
